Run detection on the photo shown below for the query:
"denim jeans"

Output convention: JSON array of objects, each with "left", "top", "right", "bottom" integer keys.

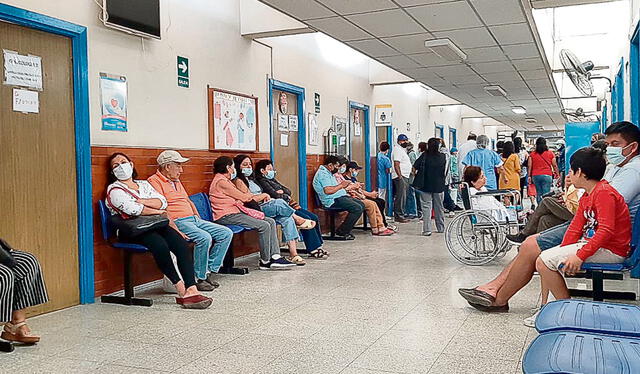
[
  {"left": 261, "top": 198, "right": 299, "bottom": 242},
  {"left": 331, "top": 196, "right": 364, "bottom": 235},
  {"left": 404, "top": 185, "right": 418, "bottom": 217},
  {"left": 295, "top": 208, "right": 323, "bottom": 252},
  {"left": 532, "top": 174, "right": 553, "bottom": 204},
  {"left": 174, "top": 215, "right": 233, "bottom": 279}
]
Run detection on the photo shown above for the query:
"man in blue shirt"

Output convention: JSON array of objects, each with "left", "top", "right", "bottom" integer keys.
[
  {"left": 312, "top": 155, "right": 364, "bottom": 240},
  {"left": 462, "top": 135, "right": 504, "bottom": 190},
  {"left": 377, "top": 142, "right": 392, "bottom": 201}
]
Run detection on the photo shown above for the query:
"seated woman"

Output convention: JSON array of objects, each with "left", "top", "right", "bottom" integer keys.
[
  {"left": 463, "top": 166, "right": 515, "bottom": 222},
  {"left": 254, "top": 159, "right": 329, "bottom": 259},
  {"left": 335, "top": 157, "right": 394, "bottom": 236},
  {"left": 209, "top": 156, "right": 296, "bottom": 270},
  {"left": 233, "top": 155, "right": 315, "bottom": 266},
  {"left": 105, "top": 153, "right": 212, "bottom": 309},
  {"left": 0, "top": 240, "right": 48, "bottom": 345}
]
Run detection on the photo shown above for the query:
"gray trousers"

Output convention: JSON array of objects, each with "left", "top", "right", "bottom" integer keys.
[
  {"left": 393, "top": 177, "right": 409, "bottom": 218},
  {"left": 416, "top": 190, "right": 445, "bottom": 234},
  {"left": 216, "top": 213, "right": 280, "bottom": 263}
]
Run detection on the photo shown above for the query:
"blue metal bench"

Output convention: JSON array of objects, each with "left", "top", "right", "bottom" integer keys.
[
  {"left": 535, "top": 299, "right": 640, "bottom": 337},
  {"left": 313, "top": 191, "right": 367, "bottom": 240},
  {"left": 188, "top": 192, "right": 249, "bottom": 275},
  {"left": 522, "top": 330, "right": 640, "bottom": 374},
  {"left": 97, "top": 200, "right": 153, "bottom": 307}
]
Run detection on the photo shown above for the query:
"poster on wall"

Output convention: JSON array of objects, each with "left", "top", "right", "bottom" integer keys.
[
  {"left": 208, "top": 88, "right": 258, "bottom": 152},
  {"left": 100, "top": 73, "right": 128, "bottom": 132},
  {"left": 308, "top": 113, "right": 319, "bottom": 146},
  {"left": 288, "top": 115, "right": 298, "bottom": 132},
  {"left": 3, "top": 50, "right": 43, "bottom": 90},
  {"left": 353, "top": 110, "right": 362, "bottom": 137},
  {"left": 374, "top": 104, "right": 393, "bottom": 126},
  {"left": 278, "top": 114, "right": 289, "bottom": 131}
]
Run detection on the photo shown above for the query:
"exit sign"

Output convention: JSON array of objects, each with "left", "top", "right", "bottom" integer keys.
[{"left": 177, "top": 56, "right": 189, "bottom": 88}]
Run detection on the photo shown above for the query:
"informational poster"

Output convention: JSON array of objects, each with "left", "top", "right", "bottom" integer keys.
[
  {"left": 3, "top": 50, "right": 43, "bottom": 90},
  {"left": 280, "top": 134, "right": 289, "bottom": 147},
  {"left": 100, "top": 73, "right": 128, "bottom": 132},
  {"left": 314, "top": 93, "right": 320, "bottom": 113},
  {"left": 375, "top": 104, "right": 393, "bottom": 126},
  {"left": 210, "top": 89, "right": 258, "bottom": 151},
  {"left": 353, "top": 110, "right": 361, "bottom": 137},
  {"left": 308, "top": 113, "right": 319, "bottom": 146},
  {"left": 289, "top": 115, "right": 298, "bottom": 132},
  {"left": 278, "top": 114, "right": 289, "bottom": 131},
  {"left": 12, "top": 88, "right": 39, "bottom": 113}
]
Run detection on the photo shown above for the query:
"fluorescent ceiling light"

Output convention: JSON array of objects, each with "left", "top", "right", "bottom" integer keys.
[
  {"left": 424, "top": 39, "right": 466, "bottom": 62},
  {"left": 483, "top": 85, "right": 507, "bottom": 98},
  {"left": 512, "top": 106, "right": 526, "bottom": 114}
]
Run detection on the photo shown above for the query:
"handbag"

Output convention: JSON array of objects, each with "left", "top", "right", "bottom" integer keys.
[
  {"left": 0, "top": 238, "right": 17, "bottom": 268},
  {"left": 106, "top": 186, "right": 170, "bottom": 238},
  {"left": 236, "top": 201, "right": 265, "bottom": 220}
]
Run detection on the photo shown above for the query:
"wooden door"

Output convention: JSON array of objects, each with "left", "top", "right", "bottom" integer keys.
[
  {"left": 271, "top": 90, "right": 299, "bottom": 202},
  {"left": 350, "top": 107, "right": 365, "bottom": 182},
  {"left": 0, "top": 21, "right": 79, "bottom": 314}
]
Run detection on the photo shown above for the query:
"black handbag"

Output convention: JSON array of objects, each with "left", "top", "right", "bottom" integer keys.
[
  {"left": 0, "top": 238, "right": 17, "bottom": 268},
  {"left": 107, "top": 186, "right": 170, "bottom": 238}
]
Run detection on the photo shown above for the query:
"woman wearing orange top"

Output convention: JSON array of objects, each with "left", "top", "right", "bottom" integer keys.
[{"left": 499, "top": 141, "right": 521, "bottom": 192}]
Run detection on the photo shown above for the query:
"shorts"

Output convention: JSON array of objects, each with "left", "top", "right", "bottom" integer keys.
[
  {"left": 536, "top": 221, "right": 570, "bottom": 251},
  {"left": 539, "top": 242, "right": 625, "bottom": 272}
]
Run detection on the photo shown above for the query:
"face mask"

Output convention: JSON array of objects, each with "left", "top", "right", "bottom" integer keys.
[
  {"left": 265, "top": 170, "right": 276, "bottom": 179},
  {"left": 113, "top": 162, "right": 133, "bottom": 181},
  {"left": 400, "top": 142, "right": 408, "bottom": 148},
  {"left": 242, "top": 167, "right": 253, "bottom": 176},
  {"left": 339, "top": 166, "right": 346, "bottom": 174},
  {"left": 352, "top": 171, "right": 359, "bottom": 177},
  {"left": 606, "top": 143, "right": 634, "bottom": 166},
  {"left": 228, "top": 166, "right": 237, "bottom": 179}
]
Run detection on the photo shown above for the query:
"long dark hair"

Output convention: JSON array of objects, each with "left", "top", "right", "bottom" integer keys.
[
  {"left": 233, "top": 154, "right": 252, "bottom": 187},
  {"left": 107, "top": 152, "right": 139, "bottom": 185},
  {"left": 535, "top": 137, "right": 548, "bottom": 154},
  {"left": 502, "top": 141, "right": 515, "bottom": 159},
  {"left": 213, "top": 156, "right": 233, "bottom": 175},
  {"left": 514, "top": 137, "right": 523, "bottom": 153},
  {"left": 426, "top": 137, "right": 441, "bottom": 156}
]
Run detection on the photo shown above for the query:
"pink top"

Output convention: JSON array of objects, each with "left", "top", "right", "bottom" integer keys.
[{"left": 209, "top": 173, "right": 241, "bottom": 220}]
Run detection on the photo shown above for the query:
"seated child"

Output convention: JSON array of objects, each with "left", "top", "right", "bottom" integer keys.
[{"left": 463, "top": 166, "right": 515, "bottom": 222}]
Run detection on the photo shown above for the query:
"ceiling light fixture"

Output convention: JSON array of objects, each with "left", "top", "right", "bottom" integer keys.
[
  {"left": 424, "top": 39, "right": 467, "bottom": 62},
  {"left": 483, "top": 85, "right": 507, "bottom": 98},
  {"left": 525, "top": 117, "right": 537, "bottom": 124},
  {"left": 511, "top": 106, "right": 526, "bottom": 114}
]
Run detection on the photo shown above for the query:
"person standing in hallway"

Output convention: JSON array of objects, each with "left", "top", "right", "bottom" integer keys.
[
  {"left": 148, "top": 150, "right": 233, "bottom": 291},
  {"left": 404, "top": 142, "right": 419, "bottom": 218},
  {"left": 377, "top": 142, "right": 392, "bottom": 202},
  {"left": 412, "top": 138, "right": 447, "bottom": 236},
  {"left": 499, "top": 141, "right": 521, "bottom": 198},
  {"left": 514, "top": 137, "right": 530, "bottom": 205},
  {"left": 457, "top": 133, "right": 477, "bottom": 173},
  {"left": 391, "top": 134, "right": 413, "bottom": 223},
  {"left": 529, "top": 137, "right": 558, "bottom": 204},
  {"left": 462, "top": 135, "right": 504, "bottom": 190}
]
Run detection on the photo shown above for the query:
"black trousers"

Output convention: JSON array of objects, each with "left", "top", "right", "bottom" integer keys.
[
  {"left": 130, "top": 226, "right": 196, "bottom": 288},
  {"left": 331, "top": 196, "right": 364, "bottom": 236}
]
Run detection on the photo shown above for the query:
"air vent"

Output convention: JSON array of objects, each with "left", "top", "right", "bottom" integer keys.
[
  {"left": 535, "top": 126, "right": 545, "bottom": 130},
  {"left": 424, "top": 39, "right": 467, "bottom": 62},
  {"left": 483, "top": 85, "right": 507, "bottom": 98}
]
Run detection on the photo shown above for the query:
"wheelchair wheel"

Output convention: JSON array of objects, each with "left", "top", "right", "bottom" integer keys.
[{"left": 445, "top": 211, "right": 503, "bottom": 265}]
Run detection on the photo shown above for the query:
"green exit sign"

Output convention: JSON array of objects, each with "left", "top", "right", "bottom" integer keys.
[{"left": 177, "top": 56, "right": 189, "bottom": 88}]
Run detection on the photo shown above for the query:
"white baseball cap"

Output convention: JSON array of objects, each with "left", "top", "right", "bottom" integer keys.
[{"left": 157, "top": 150, "right": 189, "bottom": 166}]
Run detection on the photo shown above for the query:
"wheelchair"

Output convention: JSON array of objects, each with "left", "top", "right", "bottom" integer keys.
[{"left": 445, "top": 182, "right": 526, "bottom": 266}]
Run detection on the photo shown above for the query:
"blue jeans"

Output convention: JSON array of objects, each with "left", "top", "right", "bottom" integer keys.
[
  {"left": 404, "top": 185, "right": 418, "bottom": 217},
  {"left": 535, "top": 221, "right": 570, "bottom": 251},
  {"left": 261, "top": 199, "right": 299, "bottom": 242},
  {"left": 174, "top": 216, "right": 233, "bottom": 279},
  {"left": 295, "top": 208, "right": 323, "bottom": 252},
  {"left": 532, "top": 174, "right": 553, "bottom": 204}
]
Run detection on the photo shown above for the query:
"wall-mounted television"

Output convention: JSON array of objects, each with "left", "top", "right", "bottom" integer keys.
[{"left": 103, "top": 0, "right": 161, "bottom": 40}]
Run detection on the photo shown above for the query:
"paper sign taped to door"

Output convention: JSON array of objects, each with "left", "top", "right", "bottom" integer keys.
[
  {"left": 280, "top": 134, "right": 289, "bottom": 147},
  {"left": 12, "top": 88, "right": 39, "bottom": 113},
  {"left": 3, "top": 50, "right": 43, "bottom": 90}
]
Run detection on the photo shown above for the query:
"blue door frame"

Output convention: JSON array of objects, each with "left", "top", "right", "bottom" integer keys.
[
  {"left": 435, "top": 124, "right": 444, "bottom": 138},
  {"left": 385, "top": 125, "right": 394, "bottom": 216},
  {"left": 612, "top": 58, "right": 624, "bottom": 122},
  {"left": 349, "top": 101, "right": 371, "bottom": 190},
  {"left": 268, "top": 79, "right": 308, "bottom": 209},
  {"left": 631, "top": 23, "right": 640, "bottom": 125},
  {"left": 0, "top": 4, "right": 94, "bottom": 303},
  {"left": 449, "top": 127, "right": 457, "bottom": 148}
]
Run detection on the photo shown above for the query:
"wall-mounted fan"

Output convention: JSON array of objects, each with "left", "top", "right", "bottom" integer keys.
[
  {"left": 561, "top": 107, "right": 599, "bottom": 122},
  {"left": 559, "top": 49, "right": 595, "bottom": 96}
]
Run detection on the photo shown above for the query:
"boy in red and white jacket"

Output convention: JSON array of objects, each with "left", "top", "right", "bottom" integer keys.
[{"left": 536, "top": 147, "right": 631, "bottom": 302}]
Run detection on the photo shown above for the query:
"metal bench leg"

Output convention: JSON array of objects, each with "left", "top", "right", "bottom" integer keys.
[
  {"left": 101, "top": 251, "right": 153, "bottom": 307},
  {"left": 218, "top": 241, "right": 249, "bottom": 275},
  {"left": 568, "top": 271, "right": 637, "bottom": 301},
  {"left": 322, "top": 211, "right": 347, "bottom": 241}
]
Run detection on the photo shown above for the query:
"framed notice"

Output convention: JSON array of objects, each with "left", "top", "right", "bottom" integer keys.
[
  {"left": 100, "top": 73, "right": 128, "bottom": 132},
  {"left": 374, "top": 104, "right": 393, "bottom": 126},
  {"left": 208, "top": 88, "right": 258, "bottom": 152}
]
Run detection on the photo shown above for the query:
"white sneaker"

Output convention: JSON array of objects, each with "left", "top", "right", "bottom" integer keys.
[{"left": 524, "top": 308, "right": 541, "bottom": 328}]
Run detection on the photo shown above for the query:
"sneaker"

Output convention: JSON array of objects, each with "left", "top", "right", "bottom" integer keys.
[
  {"left": 205, "top": 273, "right": 221, "bottom": 288},
  {"left": 260, "top": 255, "right": 296, "bottom": 270},
  {"left": 524, "top": 308, "right": 541, "bottom": 328},
  {"left": 422, "top": 231, "right": 432, "bottom": 236},
  {"left": 448, "top": 211, "right": 455, "bottom": 218},
  {"left": 196, "top": 279, "right": 215, "bottom": 292},
  {"left": 506, "top": 233, "right": 527, "bottom": 244}
]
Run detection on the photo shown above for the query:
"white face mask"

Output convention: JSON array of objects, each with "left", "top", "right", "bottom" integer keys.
[{"left": 113, "top": 162, "right": 134, "bottom": 181}]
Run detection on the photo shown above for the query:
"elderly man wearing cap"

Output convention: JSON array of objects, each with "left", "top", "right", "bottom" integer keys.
[
  {"left": 148, "top": 150, "right": 233, "bottom": 292},
  {"left": 391, "top": 134, "right": 413, "bottom": 223}
]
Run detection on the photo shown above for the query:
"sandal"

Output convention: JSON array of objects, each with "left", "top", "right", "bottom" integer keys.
[
  {"left": 288, "top": 255, "right": 306, "bottom": 266},
  {"left": 2, "top": 322, "right": 40, "bottom": 344},
  {"left": 297, "top": 219, "right": 316, "bottom": 230},
  {"left": 308, "top": 249, "right": 328, "bottom": 259},
  {"left": 175, "top": 294, "right": 213, "bottom": 309},
  {"left": 372, "top": 229, "right": 394, "bottom": 236}
]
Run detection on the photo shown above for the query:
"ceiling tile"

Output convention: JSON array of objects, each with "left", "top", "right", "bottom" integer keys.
[
  {"left": 447, "top": 74, "right": 486, "bottom": 84},
  {"left": 499, "top": 79, "right": 528, "bottom": 89},
  {"left": 406, "top": 1, "right": 483, "bottom": 32},
  {"left": 307, "top": 17, "right": 372, "bottom": 41},
  {"left": 489, "top": 23, "right": 534, "bottom": 46},
  {"left": 526, "top": 78, "right": 554, "bottom": 89},
  {"left": 469, "top": 0, "right": 526, "bottom": 26},
  {"left": 260, "top": 0, "right": 335, "bottom": 20},
  {"left": 395, "top": 0, "right": 455, "bottom": 5},
  {"left": 409, "top": 52, "right": 457, "bottom": 67},
  {"left": 482, "top": 71, "right": 522, "bottom": 82},
  {"left": 520, "top": 69, "right": 549, "bottom": 80},
  {"left": 317, "top": 0, "right": 397, "bottom": 15},
  {"left": 347, "top": 39, "right": 400, "bottom": 57},
  {"left": 346, "top": 9, "right": 425, "bottom": 37},
  {"left": 465, "top": 46, "right": 508, "bottom": 63},
  {"left": 378, "top": 54, "right": 422, "bottom": 69},
  {"left": 471, "top": 61, "right": 516, "bottom": 74},
  {"left": 502, "top": 43, "right": 540, "bottom": 60},
  {"left": 381, "top": 33, "right": 435, "bottom": 54},
  {"left": 511, "top": 57, "right": 545, "bottom": 71},
  {"left": 428, "top": 64, "right": 476, "bottom": 76},
  {"left": 433, "top": 27, "right": 496, "bottom": 49}
]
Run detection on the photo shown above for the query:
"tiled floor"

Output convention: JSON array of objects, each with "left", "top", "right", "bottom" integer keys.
[{"left": 5, "top": 219, "right": 639, "bottom": 373}]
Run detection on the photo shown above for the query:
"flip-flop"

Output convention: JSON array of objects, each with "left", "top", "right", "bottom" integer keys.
[
  {"left": 458, "top": 288, "right": 495, "bottom": 307},
  {"left": 467, "top": 301, "right": 509, "bottom": 313},
  {"left": 176, "top": 295, "right": 213, "bottom": 309},
  {"left": 297, "top": 220, "right": 316, "bottom": 230},
  {"left": 288, "top": 255, "right": 307, "bottom": 266}
]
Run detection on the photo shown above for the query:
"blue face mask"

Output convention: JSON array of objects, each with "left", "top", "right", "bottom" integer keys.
[
  {"left": 352, "top": 171, "right": 359, "bottom": 177},
  {"left": 606, "top": 143, "right": 634, "bottom": 166},
  {"left": 242, "top": 167, "right": 253, "bottom": 176},
  {"left": 266, "top": 170, "right": 276, "bottom": 179},
  {"left": 339, "top": 166, "right": 346, "bottom": 174},
  {"left": 228, "top": 166, "right": 237, "bottom": 180}
]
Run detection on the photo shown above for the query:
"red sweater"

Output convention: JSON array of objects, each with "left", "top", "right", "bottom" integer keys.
[{"left": 561, "top": 180, "right": 631, "bottom": 261}]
